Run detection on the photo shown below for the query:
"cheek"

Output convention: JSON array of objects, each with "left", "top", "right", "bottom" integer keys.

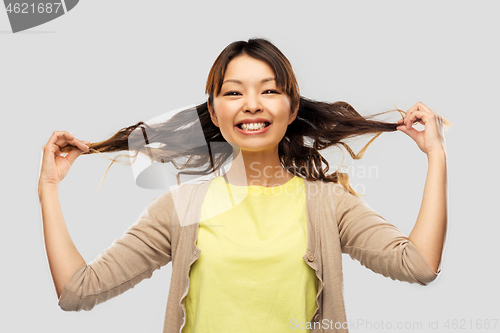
[
  {"left": 275, "top": 98, "right": 292, "bottom": 121},
  {"left": 214, "top": 101, "right": 238, "bottom": 125},
  {"left": 212, "top": 101, "right": 226, "bottom": 125}
]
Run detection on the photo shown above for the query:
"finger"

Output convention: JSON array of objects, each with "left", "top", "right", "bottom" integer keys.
[
  {"left": 50, "top": 131, "right": 89, "bottom": 152},
  {"left": 81, "top": 141, "right": 92, "bottom": 150},
  {"left": 414, "top": 101, "right": 435, "bottom": 114},
  {"left": 66, "top": 147, "right": 84, "bottom": 167},
  {"left": 397, "top": 124, "right": 419, "bottom": 141},
  {"left": 404, "top": 102, "right": 426, "bottom": 122},
  {"left": 43, "top": 136, "right": 63, "bottom": 156},
  {"left": 404, "top": 108, "right": 415, "bottom": 129},
  {"left": 50, "top": 131, "right": 78, "bottom": 149},
  {"left": 405, "top": 108, "right": 424, "bottom": 129},
  {"left": 406, "top": 102, "right": 435, "bottom": 120},
  {"left": 397, "top": 117, "right": 410, "bottom": 125},
  {"left": 42, "top": 140, "right": 61, "bottom": 166},
  {"left": 405, "top": 109, "right": 427, "bottom": 130},
  {"left": 413, "top": 110, "right": 434, "bottom": 124},
  {"left": 47, "top": 131, "right": 73, "bottom": 150},
  {"left": 71, "top": 137, "right": 90, "bottom": 152},
  {"left": 60, "top": 145, "right": 75, "bottom": 154},
  {"left": 406, "top": 112, "right": 414, "bottom": 130},
  {"left": 60, "top": 133, "right": 89, "bottom": 151},
  {"left": 61, "top": 139, "right": 90, "bottom": 153}
]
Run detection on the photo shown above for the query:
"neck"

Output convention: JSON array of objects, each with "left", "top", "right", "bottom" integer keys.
[{"left": 224, "top": 146, "right": 295, "bottom": 187}]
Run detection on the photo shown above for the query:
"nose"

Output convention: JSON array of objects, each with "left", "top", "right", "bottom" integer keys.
[{"left": 244, "top": 91, "right": 262, "bottom": 113}]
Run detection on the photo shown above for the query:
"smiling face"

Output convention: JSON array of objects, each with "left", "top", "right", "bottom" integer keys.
[{"left": 208, "top": 54, "right": 298, "bottom": 154}]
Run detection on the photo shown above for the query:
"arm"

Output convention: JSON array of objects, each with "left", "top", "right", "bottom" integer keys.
[
  {"left": 336, "top": 183, "right": 440, "bottom": 286},
  {"left": 38, "top": 131, "right": 173, "bottom": 310},
  {"left": 408, "top": 149, "right": 447, "bottom": 274},
  {"left": 56, "top": 191, "right": 174, "bottom": 311},
  {"left": 338, "top": 102, "right": 447, "bottom": 285},
  {"left": 39, "top": 183, "right": 87, "bottom": 299},
  {"left": 397, "top": 101, "right": 449, "bottom": 274}
]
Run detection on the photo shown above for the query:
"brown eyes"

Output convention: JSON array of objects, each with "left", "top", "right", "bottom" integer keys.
[
  {"left": 224, "top": 91, "right": 240, "bottom": 96},
  {"left": 223, "top": 90, "right": 280, "bottom": 96}
]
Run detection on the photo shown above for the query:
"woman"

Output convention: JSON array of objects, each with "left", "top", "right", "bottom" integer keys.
[{"left": 38, "top": 38, "right": 448, "bottom": 332}]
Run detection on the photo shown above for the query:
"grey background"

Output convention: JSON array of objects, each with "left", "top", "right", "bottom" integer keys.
[{"left": 1, "top": 1, "right": 498, "bottom": 332}]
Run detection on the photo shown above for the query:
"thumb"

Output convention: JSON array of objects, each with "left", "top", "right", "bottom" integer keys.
[{"left": 397, "top": 125, "right": 418, "bottom": 141}]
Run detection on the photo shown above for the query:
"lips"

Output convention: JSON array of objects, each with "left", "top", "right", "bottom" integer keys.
[
  {"left": 235, "top": 122, "right": 272, "bottom": 135},
  {"left": 235, "top": 118, "right": 272, "bottom": 126},
  {"left": 236, "top": 122, "right": 271, "bottom": 130}
]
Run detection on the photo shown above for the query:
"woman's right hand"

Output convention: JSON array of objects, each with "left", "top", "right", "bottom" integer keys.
[{"left": 39, "top": 131, "right": 91, "bottom": 188}]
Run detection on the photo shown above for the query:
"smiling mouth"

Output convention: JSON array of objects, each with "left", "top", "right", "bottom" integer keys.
[{"left": 236, "top": 122, "right": 271, "bottom": 131}]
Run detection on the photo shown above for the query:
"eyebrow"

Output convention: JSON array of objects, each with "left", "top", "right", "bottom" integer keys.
[{"left": 222, "top": 77, "right": 276, "bottom": 85}]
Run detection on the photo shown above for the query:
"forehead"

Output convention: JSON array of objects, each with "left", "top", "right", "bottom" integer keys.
[{"left": 224, "top": 55, "right": 275, "bottom": 81}]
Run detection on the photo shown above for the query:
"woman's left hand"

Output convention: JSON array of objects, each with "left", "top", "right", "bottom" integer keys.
[{"left": 396, "top": 102, "right": 447, "bottom": 155}]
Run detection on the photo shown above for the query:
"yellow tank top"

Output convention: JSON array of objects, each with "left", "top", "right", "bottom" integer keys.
[{"left": 182, "top": 175, "right": 318, "bottom": 332}]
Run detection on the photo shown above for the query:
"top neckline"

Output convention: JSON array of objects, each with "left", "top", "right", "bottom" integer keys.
[{"left": 220, "top": 175, "right": 303, "bottom": 196}]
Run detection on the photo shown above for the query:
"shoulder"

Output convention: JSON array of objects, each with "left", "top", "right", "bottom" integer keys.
[
  {"left": 163, "top": 179, "right": 212, "bottom": 216},
  {"left": 148, "top": 179, "right": 211, "bottom": 212},
  {"left": 170, "top": 179, "right": 212, "bottom": 199}
]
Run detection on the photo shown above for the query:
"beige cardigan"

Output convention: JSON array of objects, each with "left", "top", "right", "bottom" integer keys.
[{"left": 58, "top": 177, "right": 441, "bottom": 333}]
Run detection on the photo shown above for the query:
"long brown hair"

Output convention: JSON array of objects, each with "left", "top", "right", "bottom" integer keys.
[{"left": 82, "top": 38, "right": 450, "bottom": 196}]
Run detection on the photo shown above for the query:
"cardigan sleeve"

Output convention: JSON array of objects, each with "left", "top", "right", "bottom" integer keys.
[
  {"left": 334, "top": 185, "right": 440, "bottom": 286},
  {"left": 57, "top": 191, "right": 175, "bottom": 311}
]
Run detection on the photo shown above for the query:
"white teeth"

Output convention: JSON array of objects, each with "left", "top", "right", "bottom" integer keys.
[{"left": 240, "top": 122, "right": 267, "bottom": 131}]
